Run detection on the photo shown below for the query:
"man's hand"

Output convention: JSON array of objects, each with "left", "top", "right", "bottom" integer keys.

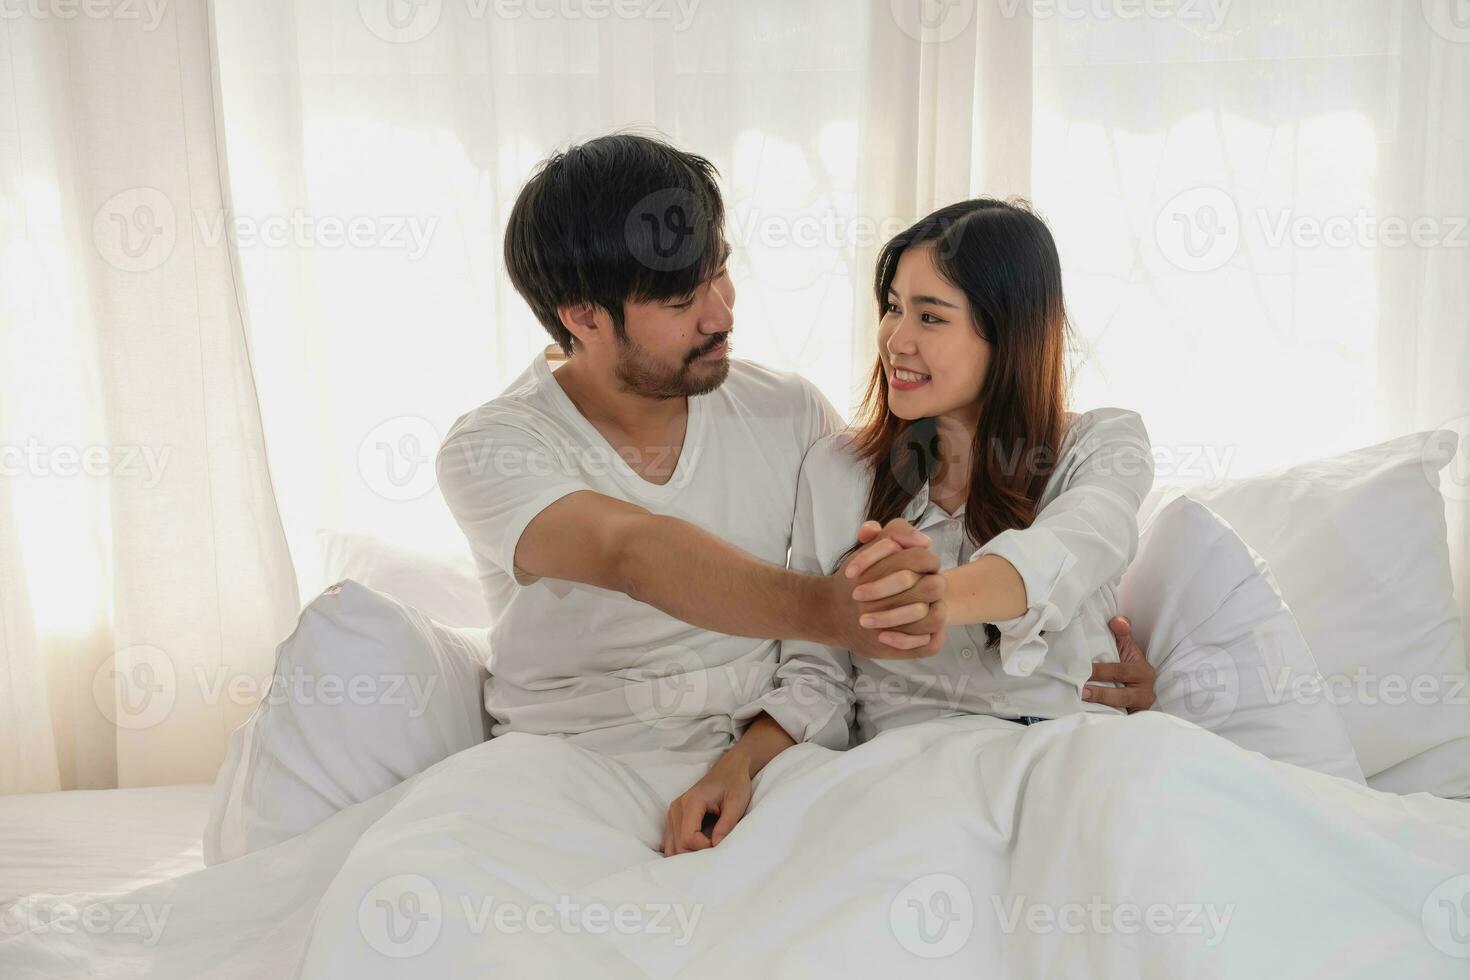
[
  {"left": 663, "top": 750, "right": 754, "bottom": 856},
  {"left": 1084, "top": 616, "right": 1156, "bottom": 712},
  {"left": 820, "top": 519, "right": 948, "bottom": 660},
  {"left": 850, "top": 519, "right": 951, "bottom": 651}
]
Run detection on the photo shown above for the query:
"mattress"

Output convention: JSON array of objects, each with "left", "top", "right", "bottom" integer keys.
[{"left": 0, "top": 784, "right": 213, "bottom": 908}]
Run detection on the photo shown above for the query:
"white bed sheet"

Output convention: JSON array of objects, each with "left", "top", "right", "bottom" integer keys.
[
  {"left": 0, "top": 784, "right": 213, "bottom": 908},
  {"left": 2, "top": 716, "right": 1468, "bottom": 978}
]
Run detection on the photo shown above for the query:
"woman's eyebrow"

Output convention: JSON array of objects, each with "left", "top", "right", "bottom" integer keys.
[{"left": 900, "top": 291, "right": 960, "bottom": 309}]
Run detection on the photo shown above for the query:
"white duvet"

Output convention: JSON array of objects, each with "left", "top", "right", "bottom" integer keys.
[{"left": 3, "top": 712, "right": 1468, "bottom": 978}]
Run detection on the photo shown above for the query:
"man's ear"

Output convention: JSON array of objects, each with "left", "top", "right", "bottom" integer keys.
[{"left": 557, "top": 302, "right": 603, "bottom": 350}]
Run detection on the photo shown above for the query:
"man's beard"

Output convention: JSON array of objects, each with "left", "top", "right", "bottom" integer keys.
[{"left": 614, "top": 333, "right": 730, "bottom": 399}]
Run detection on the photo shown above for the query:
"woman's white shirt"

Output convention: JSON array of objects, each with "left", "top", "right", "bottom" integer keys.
[{"left": 736, "top": 407, "right": 1155, "bottom": 749}]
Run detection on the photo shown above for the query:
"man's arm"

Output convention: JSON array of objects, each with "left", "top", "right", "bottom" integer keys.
[
  {"left": 1085, "top": 616, "right": 1157, "bottom": 712},
  {"left": 515, "top": 490, "right": 948, "bottom": 658},
  {"left": 842, "top": 520, "right": 1026, "bottom": 629}
]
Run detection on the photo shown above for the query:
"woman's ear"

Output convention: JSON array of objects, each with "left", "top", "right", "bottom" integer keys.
[{"left": 557, "top": 302, "right": 603, "bottom": 349}]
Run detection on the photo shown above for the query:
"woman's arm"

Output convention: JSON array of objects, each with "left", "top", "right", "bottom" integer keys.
[
  {"left": 969, "top": 409, "right": 1154, "bottom": 675},
  {"left": 663, "top": 436, "right": 909, "bottom": 854},
  {"left": 739, "top": 437, "right": 876, "bottom": 750},
  {"left": 662, "top": 713, "right": 795, "bottom": 856},
  {"left": 936, "top": 553, "right": 1028, "bottom": 625},
  {"left": 849, "top": 527, "right": 1027, "bottom": 626},
  {"left": 847, "top": 409, "right": 1154, "bottom": 676}
]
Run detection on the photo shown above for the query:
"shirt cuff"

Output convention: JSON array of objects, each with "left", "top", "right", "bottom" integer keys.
[
  {"left": 733, "top": 684, "right": 850, "bottom": 750},
  {"left": 971, "top": 527, "right": 1076, "bottom": 677}
]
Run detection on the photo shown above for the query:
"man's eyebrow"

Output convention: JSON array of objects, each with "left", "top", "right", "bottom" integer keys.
[{"left": 887, "top": 287, "right": 960, "bottom": 309}]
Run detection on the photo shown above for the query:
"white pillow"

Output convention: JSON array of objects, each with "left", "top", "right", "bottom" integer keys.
[
  {"left": 1183, "top": 430, "right": 1470, "bottom": 797},
  {"left": 315, "top": 529, "right": 492, "bottom": 629},
  {"left": 204, "top": 580, "right": 492, "bottom": 864},
  {"left": 1120, "top": 493, "right": 1364, "bottom": 782}
]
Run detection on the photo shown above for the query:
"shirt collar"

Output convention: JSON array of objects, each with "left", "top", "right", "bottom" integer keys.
[{"left": 902, "top": 482, "right": 965, "bottom": 529}]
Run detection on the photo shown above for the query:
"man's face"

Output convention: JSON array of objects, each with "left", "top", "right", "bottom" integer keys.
[{"left": 613, "top": 264, "right": 736, "bottom": 399}]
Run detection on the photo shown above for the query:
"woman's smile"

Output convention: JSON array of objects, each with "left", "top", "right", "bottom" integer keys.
[{"left": 889, "top": 366, "right": 931, "bottom": 391}]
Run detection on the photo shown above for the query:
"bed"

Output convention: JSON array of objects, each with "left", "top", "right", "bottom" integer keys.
[
  {"left": 0, "top": 785, "right": 212, "bottom": 909},
  {"left": 1, "top": 432, "right": 1467, "bottom": 978},
  {"left": 3, "top": 716, "right": 1468, "bottom": 978}
]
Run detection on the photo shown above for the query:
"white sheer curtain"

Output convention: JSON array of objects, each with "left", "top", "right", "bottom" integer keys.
[
  {"left": 1029, "top": 0, "right": 1470, "bottom": 645},
  {"left": 0, "top": 0, "right": 298, "bottom": 792},
  {"left": 3, "top": 0, "right": 1467, "bottom": 790},
  {"left": 215, "top": 0, "right": 1468, "bottom": 642},
  {"left": 207, "top": 0, "right": 1046, "bottom": 597},
  {"left": 209, "top": 0, "right": 913, "bottom": 594}
]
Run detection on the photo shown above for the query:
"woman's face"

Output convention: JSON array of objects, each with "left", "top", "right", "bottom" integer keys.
[{"left": 877, "top": 244, "right": 991, "bottom": 423}]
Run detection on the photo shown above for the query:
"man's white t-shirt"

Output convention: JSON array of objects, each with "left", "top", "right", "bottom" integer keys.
[{"left": 435, "top": 353, "right": 841, "bottom": 758}]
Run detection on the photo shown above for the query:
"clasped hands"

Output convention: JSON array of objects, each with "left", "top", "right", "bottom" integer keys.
[
  {"left": 821, "top": 519, "right": 1157, "bottom": 716},
  {"left": 823, "top": 518, "right": 948, "bottom": 661}
]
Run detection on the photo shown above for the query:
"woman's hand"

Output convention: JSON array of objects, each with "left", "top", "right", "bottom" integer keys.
[
  {"left": 662, "top": 715, "right": 795, "bottom": 856},
  {"left": 828, "top": 519, "right": 948, "bottom": 659},
  {"left": 663, "top": 750, "right": 754, "bottom": 856},
  {"left": 817, "top": 550, "right": 947, "bottom": 659}
]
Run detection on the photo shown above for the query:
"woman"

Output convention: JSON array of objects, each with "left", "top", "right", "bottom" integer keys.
[{"left": 661, "top": 198, "right": 1154, "bottom": 856}]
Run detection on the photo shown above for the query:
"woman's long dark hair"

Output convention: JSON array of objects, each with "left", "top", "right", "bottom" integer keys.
[{"left": 850, "top": 199, "right": 1071, "bottom": 640}]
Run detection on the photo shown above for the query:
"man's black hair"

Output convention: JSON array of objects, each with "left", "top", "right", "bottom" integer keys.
[{"left": 504, "top": 133, "right": 728, "bottom": 356}]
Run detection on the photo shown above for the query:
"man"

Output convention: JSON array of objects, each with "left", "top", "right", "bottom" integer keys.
[{"left": 434, "top": 132, "right": 1155, "bottom": 847}]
